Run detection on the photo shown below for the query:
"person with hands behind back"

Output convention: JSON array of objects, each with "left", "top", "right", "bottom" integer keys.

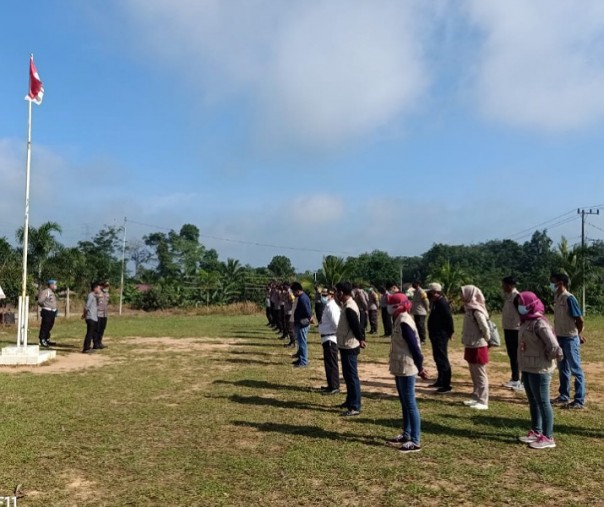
[
  {"left": 515, "top": 291, "right": 563, "bottom": 450},
  {"left": 385, "top": 292, "right": 428, "bottom": 453}
]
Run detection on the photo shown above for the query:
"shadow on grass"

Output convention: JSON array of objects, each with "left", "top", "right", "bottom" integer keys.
[
  {"left": 228, "top": 350, "right": 276, "bottom": 357},
  {"left": 217, "top": 358, "right": 284, "bottom": 366},
  {"left": 210, "top": 394, "right": 337, "bottom": 412},
  {"left": 232, "top": 420, "right": 383, "bottom": 446},
  {"left": 213, "top": 379, "right": 314, "bottom": 393}
]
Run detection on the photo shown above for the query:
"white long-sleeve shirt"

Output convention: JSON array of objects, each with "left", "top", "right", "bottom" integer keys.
[{"left": 318, "top": 299, "right": 341, "bottom": 344}]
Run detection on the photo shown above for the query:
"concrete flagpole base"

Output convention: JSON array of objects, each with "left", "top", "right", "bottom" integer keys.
[{"left": 0, "top": 345, "right": 56, "bottom": 365}]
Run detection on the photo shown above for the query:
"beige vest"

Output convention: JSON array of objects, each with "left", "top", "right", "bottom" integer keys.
[
  {"left": 501, "top": 289, "right": 520, "bottom": 330},
  {"left": 553, "top": 291, "right": 579, "bottom": 337},
  {"left": 336, "top": 298, "right": 361, "bottom": 350},
  {"left": 389, "top": 312, "right": 419, "bottom": 377},
  {"left": 518, "top": 319, "right": 560, "bottom": 374},
  {"left": 411, "top": 288, "right": 429, "bottom": 316},
  {"left": 461, "top": 310, "right": 489, "bottom": 348}
]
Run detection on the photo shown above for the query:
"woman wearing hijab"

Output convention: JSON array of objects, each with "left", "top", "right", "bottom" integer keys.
[
  {"left": 515, "top": 292, "right": 563, "bottom": 449},
  {"left": 460, "top": 285, "right": 491, "bottom": 410},
  {"left": 385, "top": 293, "right": 428, "bottom": 453}
]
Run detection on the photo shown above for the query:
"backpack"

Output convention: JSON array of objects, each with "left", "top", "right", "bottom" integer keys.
[{"left": 473, "top": 311, "right": 501, "bottom": 347}]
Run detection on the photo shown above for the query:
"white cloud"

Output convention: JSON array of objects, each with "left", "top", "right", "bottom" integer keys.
[
  {"left": 465, "top": 0, "right": 604, "bottom": 131},
  {"left": 117, "top": 0, "right": 428, "bottom": 150}
]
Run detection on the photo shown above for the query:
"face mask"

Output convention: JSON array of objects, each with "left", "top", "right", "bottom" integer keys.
[
  {"left": 320, "top": 296, "right": 328, "bottom": 305},
  {"left": 387, "top": 305, "right": 395, "bottom": 315},
  {"left": 518, "top": 305, "right": 529, "bottom": 315},
  {"left": 549, "top": 283, "right": 558, "bottom": 292}
]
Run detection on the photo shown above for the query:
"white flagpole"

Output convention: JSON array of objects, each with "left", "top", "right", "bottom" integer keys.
[
  {"left": 119, "top": 216, "right": 127, "bottom": 315},
  {"left": 17, "top": 95, "right": 33, "bottom": 348}
]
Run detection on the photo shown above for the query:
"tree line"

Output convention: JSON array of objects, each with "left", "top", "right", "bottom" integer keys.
[{"left": 1, "top": 222, "right": 602, "bottom": 313}]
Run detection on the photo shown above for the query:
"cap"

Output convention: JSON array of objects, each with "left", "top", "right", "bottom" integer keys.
[{"left": 426, "top": 282, "right": 442, "bottom": 292}]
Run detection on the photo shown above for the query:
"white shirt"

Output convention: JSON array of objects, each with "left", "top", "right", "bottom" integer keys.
[{"left": 318, "top": 299, "right": 341, "bottom": 344}]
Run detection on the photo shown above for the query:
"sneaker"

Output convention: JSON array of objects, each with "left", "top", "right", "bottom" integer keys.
[
  {"left": 337, "top": 402, "right": 349, "bottom": 409},
  {"left": 513, "top": 383, "right": 525, "bottom": 392},
  {"left": 463, "top": 399, "right": 478, "bottom": 406},
  {"left": 321, "top": 388, "right": 340, "bottom": 395},
  {"left": 386, "top": 433, "right": 410, "bottom": 447},
  {"left": 340, "top": 409, "right": 360, "bottom": 417},
  {"left": 529, "top": 435, "right": 556, "bottom": 449},
  {"left": 503, "top": 380, "right": 520, "bottom": 389},
  {"left": 293, "top": 363, "right": 307, "bottom": 369},
  {"left": 561, "top": 401, "right": 584, "bottom": 410},
  {"left": 551, "top": 396, "right": 569, "bottom": 406},
  {"left": 399, "top": 441, "right": 422, "bottom": 453},
  {"left": 40, "top": 340, "right": 49, "bottom": 347},
  {"left": 427, "top": 382, "right": 443, "bottom": 388},
  {"left": 435, "top": 386, "right": 452, "bottom": 394},
  {"left": 518, "top": 429, "right": 542, "bottom": 444},
  {"left": 469, "top": 403, "right": 489, "bottom": 410}
]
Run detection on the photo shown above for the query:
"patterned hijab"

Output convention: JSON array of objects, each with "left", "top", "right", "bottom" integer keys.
[
  {"left": 517, "top": 291, "right": 545, "bottom": 323},
  {"left": 461, "top": 285, "right": 489, "bottom": 317}
]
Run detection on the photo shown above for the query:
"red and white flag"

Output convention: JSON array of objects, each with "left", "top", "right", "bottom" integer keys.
[{"left": 25, "top": 54, "right": 44, "bottom": 105}]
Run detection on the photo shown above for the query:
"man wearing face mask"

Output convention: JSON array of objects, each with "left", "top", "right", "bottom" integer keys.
[
  {"left": 501, "top": 276, "right": 522, "bottom": 390},
  {"left": 549, "top": 274, "right": 586, "bottom": 409},
  {"left": 318, "top": 288, "right": 341, "bottom": 395}
]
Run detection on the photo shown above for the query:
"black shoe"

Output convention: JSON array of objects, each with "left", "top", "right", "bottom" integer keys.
[
  {"left": 40, "top": 340, "right": 49, "bottom": 347},
  {"left": 435, "top": 386, "right": 452, "bottom": 394},
  {"left": 93, "top": 345, "right": 105, "bottom": 350},
  {"left": 427, "top": 382, "right": 443, "bottom": 388},
  {"left": 293, "top": 363, "right": 307, "bottom": 369},
  {"left": 291, "top": 352, "right": 300, "bottom": 358},
  {"left": 561, "top": 401, "right": 585, "bottom": 410},
  {"left": 46, "top": 340, "right": 57, "bottom": 346},
  {"left": 340, "top": 409, "right": 360, "bottom": 417},
  {"left": 337, "top": 402, "right": 349, "bottom": 409},
  {"left": 292, "top": 359, "right": 300, "bottom": 365},
  {"left": 321, "top": 388, "right": 340, "bottom": 395},
  {"left": 320, "top": 386, "right": 330, "bottom": 391},
  {"left": 82, "top": 349, "right": 94, "bottom": 354}
]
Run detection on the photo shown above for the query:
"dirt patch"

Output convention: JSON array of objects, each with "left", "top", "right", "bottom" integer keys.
[
  {"left": 61, "top": 470, "right": 97, "bottom": 503},
  {"left": 126, "top": 336, "right": 238, "bottom": 353},
  {"left": 0, "top": 350, "right": 112, "bottom": 375}
]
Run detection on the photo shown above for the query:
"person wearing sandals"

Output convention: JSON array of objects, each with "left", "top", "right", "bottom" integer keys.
[
  {"left": 515, "top": 291, "right": 563, "bottom": 449},
  {"left": 385, "top": 293, "right": 428, "bottom": 453},
  {"left": 461, "top": 285, "right": 491, "bottom": 410}
]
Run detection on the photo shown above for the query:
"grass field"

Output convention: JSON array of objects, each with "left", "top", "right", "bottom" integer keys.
[{"left": 0, "top": 312, "right": 602, "bottom": 506}]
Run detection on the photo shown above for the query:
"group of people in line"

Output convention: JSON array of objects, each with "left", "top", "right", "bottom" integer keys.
[
  {"left": 264, "top": 274, "right": 587, "bottom": 453},
  {"left": 37, "top": 278, "right": 111, "bottom": 353}
]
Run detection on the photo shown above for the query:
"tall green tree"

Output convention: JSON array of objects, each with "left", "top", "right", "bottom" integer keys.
[
  {"left": 267, "top": 255, "right": 295, "bottom": 279},
  {"left": 16, "top": 221, "right": 63, "bottom": 285}
]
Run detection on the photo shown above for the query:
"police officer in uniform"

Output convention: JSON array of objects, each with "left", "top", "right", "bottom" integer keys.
[{"left": 38, "top": 279, "right": 58, "bottom": 347}]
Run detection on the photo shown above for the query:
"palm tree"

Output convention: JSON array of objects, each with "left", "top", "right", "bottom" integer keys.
[
  {"left": 16, "top": 221, "right": 63, "bottom": 285},
  {"left": 428, "top": 259, "right": 469, "bottom": 303},
  {"left": 556, "top": 236, "right": 582, "bottom": 290},
  {"left": 322, "top": 256, "right": 350, "bottom": 288}
]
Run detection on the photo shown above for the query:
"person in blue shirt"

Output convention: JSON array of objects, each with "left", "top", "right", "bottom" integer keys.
[{"left": 550, "top": 273, "right": 586, "bottom": 409}]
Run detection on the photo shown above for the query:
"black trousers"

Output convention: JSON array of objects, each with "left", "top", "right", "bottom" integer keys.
[
  {"left": 322, "top": 341, "right": 340, "bottom": 390},
  {"left": 369, "top": 310, "right": 378, "bottom": 333},
  {"left": 315, "top": 303, "right": 324, "bottom": 325},
  {"left": 359, "top": 311, "right": 367, "bottom": 339},
  {"left": 414, "top": 314, "right": 427, "bottom": 343},
  {"left": 272, "top": 308, "right": 282, "bottom": 331},
  {"left": 38, "top": 309, "right": 56, "bottom": 343},
  {"left": 265, "top": 306, "right": 272, "bottom": 324},
  {"left": 381, "top": 308, "right": 392, "bottom": 336},
  {"left": 504, "top": 329, "right": 520, "bottom": 382},
  {"left": 429, "top": 331, "right": 451, "bottom": 388},
  {"left": 83, "top": 319, "right": 100, "bottom": 351},
  {"left": 97, "top": 317, "right": 108, "bottom": 344}
]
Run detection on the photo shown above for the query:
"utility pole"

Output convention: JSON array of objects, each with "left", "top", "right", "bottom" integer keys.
[
  {"left": 119, "top": 217, "right": 127, "bottom": 316},
  {"left": 577, "top": 208, "right": 599, "bottom": 314}
]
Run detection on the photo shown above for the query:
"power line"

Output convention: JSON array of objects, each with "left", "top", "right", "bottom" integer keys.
[
  {"left": 507, "top": 209, "right": 577, "bottom": 240},
  {"left": 508, "top": 215, "right": 579, "bottom": 242}
]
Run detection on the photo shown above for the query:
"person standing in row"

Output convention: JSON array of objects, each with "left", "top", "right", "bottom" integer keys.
[
  {"left": 461, "top": 285, "right": 491, "bottom": 410},
  {"left": 335, "top": 282, "right": 366, "bottom": 417},
  {"left": 291, "top": 282, "right": 312, "bottom": 368},
  {"left": 426, "top": 283, "right": 454, "bottom": 393},
  {"left": 385, "top": 293, "right": 428, "bottom": 453},
  {"left": 367, "top": 287, "right": 379, "bottom": 335},
  {"left": 38, "top": 278, "right": 58, "bottom": 347},
  {"left": 265, "top": 285, "right": 273, "bottom": 327},
  {"left": 550, "top": 273, "right": 586, "bottom": 409},
  {"left": 82, "top": 281, "right": 102, "bottom": 353},
  {"left": 515, "top": 291, "right": 563, "bottom": 450},
  {"left": 96, "top": 280, "right": 110, "bottom": 349},
  {"left": 318, "top": 288, "right": 341, "bottom": 395},
  {"left": 314, "top": 285, "right": 325, "bottom": 327},
  {"left": 379, "top": 287, "right": 392, "bottom": 337},
  {"left": 411, "top": 281, "right": 430, "bottom": 344},
  {"left": 353, "top": 284, "right": 369, "bottom": 339},
  {"left": 501, "top": 276, "right": 522, "bottom": 390}
]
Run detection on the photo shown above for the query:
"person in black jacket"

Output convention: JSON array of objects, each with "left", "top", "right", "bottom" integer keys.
[
  {"left": 291, "top": 282, "right": 312, "bottom": 368},
  {"left": 426, "top": 283, "right": 454, "bottom": 393}
]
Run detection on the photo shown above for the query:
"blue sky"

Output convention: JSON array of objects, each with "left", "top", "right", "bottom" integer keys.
[{"left": 2, "top": 0, "right": 604, "bottom": 272}]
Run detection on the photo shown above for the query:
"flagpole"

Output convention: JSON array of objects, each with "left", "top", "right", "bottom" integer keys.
[{"left": 17, "top": 96, "right": 33, "bottom": 348}]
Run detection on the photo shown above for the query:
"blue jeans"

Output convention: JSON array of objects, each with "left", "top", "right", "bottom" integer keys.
[
  {"left": 395, "top": 375, "right": 421, "bottom": 445},
  {"left": 295, "top": 324, "right": 310, "bottom": 366},
  {"left": 340, "top": 350, "right": 361, "bottom": 411},
  {"left": 522, "top": 371, "right": 554, "bottom": 438},
  {"left": 557, "top": 336, "right": 585, "bottom": 405}
]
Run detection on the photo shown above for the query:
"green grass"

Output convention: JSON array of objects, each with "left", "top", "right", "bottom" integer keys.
[{"left": 0, "top": 313, "right": 602, "bottom": 506}]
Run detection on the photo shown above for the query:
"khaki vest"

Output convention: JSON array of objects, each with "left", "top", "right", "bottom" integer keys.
[
  {"left": 461, "top": 310, "right": 489, "bottom": 348},
  {"left": 553, "top": 291, "right": 579, "bottom": 337},
  {"left": 501, "top": 289, "right": 520, "bottom": 330},
  {"left": 336, "top": 298, "right": 361, "bottom": 349},
  {"left": 389, "top": 312, "right": 419, "bottom": 377},
  {"left": 518, "top": 319, "right": 560, "bottom": 374}
]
